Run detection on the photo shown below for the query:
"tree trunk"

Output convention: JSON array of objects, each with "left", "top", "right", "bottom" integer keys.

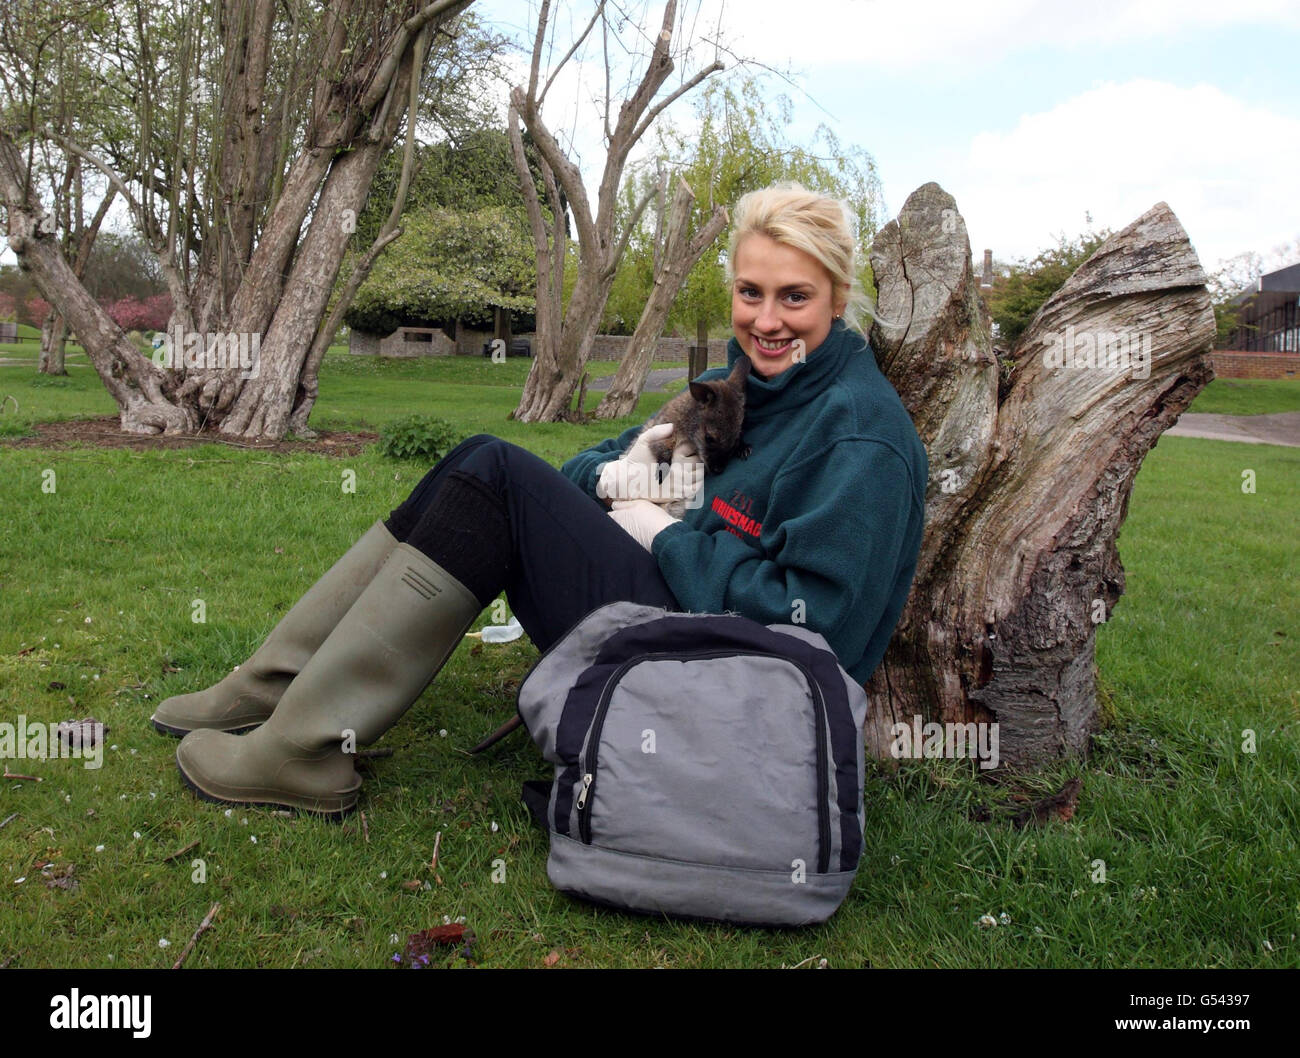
[
  {"left": 0, "top": 134, "right": 195, "bottom": 433},
  {"left": 494, "top": 305, "right": 512, "bottom": 350},
  {"left": 508, "top": 0, "right": 723, "bottom": 423},
  {"left": 2, "top": 0, "right": 473, "bottom": 441},
  {"left": 287, "top": 22, "right": 432, "bottom": 439},
  {"left": 594, "top": 176, "right": 726, "bottom": 419},
  {"left": 39, "top": 310, "right": 68, "bottom": 375},
  {"left": 693, "top": 316, "right": 708, "bottom": 377},
  {"left": 514, "top": 266, "right": 609, "bottom": 421},
  {"left": 220, "top": 54, "right": 419, "bottom": 440},
  {"left": 864, "top": 182, "right": 1215, "bottom": 768}
]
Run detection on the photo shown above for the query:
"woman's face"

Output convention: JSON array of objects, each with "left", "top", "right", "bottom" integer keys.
[{"left": 731, "top": 233, "right": 845, "bottom": 379}]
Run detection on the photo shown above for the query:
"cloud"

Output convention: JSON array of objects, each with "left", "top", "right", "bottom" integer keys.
[{"left": 945, "top": 79, "right": 1300, "bottom": 270}]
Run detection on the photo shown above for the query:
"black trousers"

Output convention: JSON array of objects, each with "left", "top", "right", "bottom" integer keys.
[{"left": 384, "top": 434, "right": 681, "bottom": 653}]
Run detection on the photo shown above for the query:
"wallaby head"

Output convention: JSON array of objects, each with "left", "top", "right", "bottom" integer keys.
[{"left": 682, "top": 354, "right": 751, "bottom": 474}]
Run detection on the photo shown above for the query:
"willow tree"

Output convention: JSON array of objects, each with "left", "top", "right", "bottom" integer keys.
[{"left": 594, "top": 74, "right": 883, "bottom": 419}]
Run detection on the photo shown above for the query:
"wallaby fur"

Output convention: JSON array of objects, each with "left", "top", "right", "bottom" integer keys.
[{"left": 638, "top": 354, "right": 752, "bottom": 492}]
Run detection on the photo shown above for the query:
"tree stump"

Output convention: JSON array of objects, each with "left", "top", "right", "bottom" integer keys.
[{"left": 865, "top": 182, "right": 1216, "bottom": 768}]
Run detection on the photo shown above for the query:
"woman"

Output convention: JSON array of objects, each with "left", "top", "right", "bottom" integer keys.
[{"left": 155, "top": 183, "right": 929, "bottom": 818}]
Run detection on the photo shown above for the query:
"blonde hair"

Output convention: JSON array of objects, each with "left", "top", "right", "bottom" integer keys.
[{"left": 725, "top": 182, "right": 872, "bottom": 333}]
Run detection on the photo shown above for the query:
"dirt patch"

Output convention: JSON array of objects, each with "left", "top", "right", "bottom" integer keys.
[{"left": 1, "top": 415, "right": 378, "bottom": 456}]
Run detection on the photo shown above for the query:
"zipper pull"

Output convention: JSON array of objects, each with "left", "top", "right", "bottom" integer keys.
[{"left": 575, "top": 772, "right": 593, "bottom": 810}]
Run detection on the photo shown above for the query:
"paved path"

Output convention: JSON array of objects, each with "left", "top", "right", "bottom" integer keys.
[
  {"left": 586, "top": 367, "right": 687, "bottom": 393},
  {"left": 1165, "top": 412, "right": 1300, "bottom": 448}
]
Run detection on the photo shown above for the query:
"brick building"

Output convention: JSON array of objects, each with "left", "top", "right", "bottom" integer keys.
[{"left": 1214, "top": 263, "right": 1300, "bottom": 379}]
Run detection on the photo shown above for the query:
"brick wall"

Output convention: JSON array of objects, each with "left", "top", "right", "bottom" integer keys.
[
  {"left": 451, "top": 328, "right": 731, "bottom": 367},
  {"left": 1210, "top": 351, "right": 1300, "bottom": 379},
  {"left": 380, "top": 327, "right": 455, "bottom": 358},
  {"left": 349, "top": 330, "right": 381, "bottom": 356},
  {"left": 353, "top": 326, "right": 734, "bottom": 367}
]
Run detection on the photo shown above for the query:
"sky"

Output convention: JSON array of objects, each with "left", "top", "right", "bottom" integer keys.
[
  {"left": 472, "top": 0, "right": 1300, "bottom": 275},
  {"left": 4, "top": 0, "right": 1296, "bottom": 280}
]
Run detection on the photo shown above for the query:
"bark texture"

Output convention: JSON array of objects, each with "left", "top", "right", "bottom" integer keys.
[
  {"left": 865, "top": 182, "right": 1215, "bottom": 768},
  {"left": 594, "top": 176, "right": 727, "bottom": 420},
  {"left": 508, "top": 0, "right": 723, "bottom": 422},
  {"left": 0, "top": 0, "right": 471, "bottom": 439}
]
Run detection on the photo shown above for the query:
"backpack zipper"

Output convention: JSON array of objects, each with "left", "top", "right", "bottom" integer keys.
[{"left": 576, "top": 648, "right": 831, "bottom": 873}]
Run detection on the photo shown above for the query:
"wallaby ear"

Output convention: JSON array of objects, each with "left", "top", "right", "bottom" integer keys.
[
  {"left": 688, "top": 380, "right": 717, "bottom": 405},
  {"left": 730, "top": 355, "right": 752, "bottom": 382}
]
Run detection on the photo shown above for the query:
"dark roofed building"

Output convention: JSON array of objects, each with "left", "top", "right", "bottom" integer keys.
[{"left": 1222, "top": 263, "right": 1300, "bottom": 353}]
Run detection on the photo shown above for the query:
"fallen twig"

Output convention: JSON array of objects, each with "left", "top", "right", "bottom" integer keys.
[
  {"left": 360, "top": 810, "right": 369, "bottom": 843},
  {"left": 430, "top": 830, "right": 442, "bottom": 874},
  {"left": 0, "top": 812, "right": 18, "bottom": 829},
  {"left": 159, "top": 839, "right": 199, "bottom": 863},
  {"left": 171, "top": 902, "right": 221, "bottom": 969},
  {"left": 3, "top": 769, "right": 41, "bottom": 782}
]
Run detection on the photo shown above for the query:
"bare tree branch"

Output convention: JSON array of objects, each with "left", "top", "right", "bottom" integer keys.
[
  {"left": 630, "top": 59, "right": 725, "bottom": 145},
  {"left": 603, "top": 182, "right": 656, "bottom": 280},
  {"left": 538, "top": 0, "right": 607, "bottom": 110}
]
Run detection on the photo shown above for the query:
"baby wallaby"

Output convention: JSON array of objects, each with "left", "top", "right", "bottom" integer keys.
[
  {"left": 636, "top": 354, "right": 752, "bottom": 515},
  {"left": 635, "top": 354, "right": 752, "bottom": 515}
]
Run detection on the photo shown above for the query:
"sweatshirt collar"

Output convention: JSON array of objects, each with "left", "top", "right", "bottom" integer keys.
[{"left": 726, "top": 317, "right": 867, "bottom": 418}]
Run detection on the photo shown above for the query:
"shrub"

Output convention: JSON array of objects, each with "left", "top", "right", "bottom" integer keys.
[
  {"left": 986, "top": 227, "right": 1112, "bottom": 346},
  {"left": 376, "top": 414, "right": 462, "bottom": 461}
]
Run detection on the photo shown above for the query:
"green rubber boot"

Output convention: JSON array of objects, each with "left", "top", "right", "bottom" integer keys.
[
  {"left": 174, "top": 544, "right": 483, "bottom": 818},
  {"left": 151, "top": 520, "right": 399, "bottom": 737}
]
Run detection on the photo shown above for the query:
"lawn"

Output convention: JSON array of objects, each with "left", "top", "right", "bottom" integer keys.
[
  {"left": 0, "top": 354, "right": 1296, "bottom": 968},
  {"left": 1187, "top": 375, "right": 1300, "bottom": 415}
]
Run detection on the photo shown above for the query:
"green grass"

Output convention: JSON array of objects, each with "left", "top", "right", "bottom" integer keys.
[
  {"left": 0, "top": 357, "right": 118, "bottom": 433},
  {"left": 0, "top": 351, "right": 673, "bottom": 453},
  {"left": 0, "top": 360, "right": 1296, "bottom": 968},
  {"left": 1188, "top": 377, "right": 1300, "bottom": 416}
]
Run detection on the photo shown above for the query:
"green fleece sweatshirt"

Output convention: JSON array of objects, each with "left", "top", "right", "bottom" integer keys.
[{"left": 560, "top": 318, "right": 928, "bottom": 684}]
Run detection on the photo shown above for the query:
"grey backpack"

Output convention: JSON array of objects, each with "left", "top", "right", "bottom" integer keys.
[{"left": 516, "top": 600, "right": 870, "bottom": 927}]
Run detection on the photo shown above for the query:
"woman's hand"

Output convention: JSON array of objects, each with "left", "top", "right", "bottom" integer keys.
[
  {"left": 596, "top": 423, "right": 704, "bottom": 509},
  {"left": 596, "top": 423, "right": 671, "bottom": 506},
  {"left": 608, "top": 499, "right": 680, "bottom": 551},
  {"left": 661, "top": 438, "right": 707, "bottom": 510}
]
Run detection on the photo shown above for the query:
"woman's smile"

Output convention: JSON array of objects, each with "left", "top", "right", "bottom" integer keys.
[{"left": 752, "top": 335, "right": 795, "bottom": 356}]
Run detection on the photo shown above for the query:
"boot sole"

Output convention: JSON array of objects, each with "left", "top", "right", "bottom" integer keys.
[
  {"left": 175, "top": 750, "right": 359, "bottom": 821},
  {"left": 151, "top": 717, "right": 264, "bottom": 739}
]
